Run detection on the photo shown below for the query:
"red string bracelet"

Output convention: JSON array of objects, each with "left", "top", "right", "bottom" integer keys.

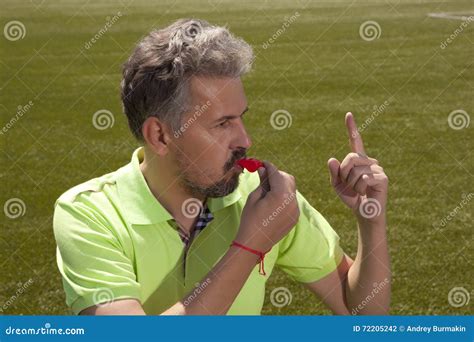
[{"left": 230, "top": 241, "right": 269, "bottom": 276}]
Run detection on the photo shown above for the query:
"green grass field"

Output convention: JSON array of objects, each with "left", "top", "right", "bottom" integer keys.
[{"left": 1, "top": 0, "right": 472, "bottom": 315}]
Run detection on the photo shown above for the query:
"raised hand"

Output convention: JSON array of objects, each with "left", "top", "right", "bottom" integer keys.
[{"left": 328, "top": 112, "right": 388, "bottom": 223}]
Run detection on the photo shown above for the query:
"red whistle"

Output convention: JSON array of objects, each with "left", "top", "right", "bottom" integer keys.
[{"left": 236, "top": 158, "right": 264, "bottom": 172}]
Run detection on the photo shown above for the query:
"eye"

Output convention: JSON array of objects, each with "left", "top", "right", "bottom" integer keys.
[{"left": 218, "top": 120, "right": 230, "bottom": 128}]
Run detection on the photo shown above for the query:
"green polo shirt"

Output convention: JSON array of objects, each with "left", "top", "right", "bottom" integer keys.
[{"left": 53, "top": 147, "right": 344, "bottom": 315}]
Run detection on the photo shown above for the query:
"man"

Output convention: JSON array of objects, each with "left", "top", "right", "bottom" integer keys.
[{"left": 53, "top": 18, "right": 390, "bottom": 315}]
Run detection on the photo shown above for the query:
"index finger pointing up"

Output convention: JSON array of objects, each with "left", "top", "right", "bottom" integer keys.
[{"left": 345, "top": 112, "right": 366, "bottom": 155}]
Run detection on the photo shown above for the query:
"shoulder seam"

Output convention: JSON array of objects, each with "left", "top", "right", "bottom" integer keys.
[{"left": 56, "top": 178, "right": 116, "bottom": 205}]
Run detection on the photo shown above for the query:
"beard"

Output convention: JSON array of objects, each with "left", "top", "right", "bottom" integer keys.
[{"left": 175, "top": 148, "right": 247, "bottom": 198}]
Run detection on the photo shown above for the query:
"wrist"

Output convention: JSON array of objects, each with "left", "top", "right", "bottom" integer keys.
[
  {"left": 353, "top": 198, "right": 387, "bottom": 228},
  {"left": 228, "top": 243, "right": 261, "bottom": 264},
  {"left": 229, "top": 241, "right": 269, "bottom": 276},
  {"left": 356, "top": 212, "right": 386, "bottom": 226}
]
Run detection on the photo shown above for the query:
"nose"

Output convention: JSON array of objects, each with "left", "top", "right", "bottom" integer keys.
[{"left": 231, "top": 119, "right": 252, "bottom": 150}]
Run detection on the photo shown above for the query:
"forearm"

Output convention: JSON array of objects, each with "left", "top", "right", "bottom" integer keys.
[
  {"left": 162, "top": 245, "right": 259, "bottom": 315},
  {"left": 345, "top": 215, "right": 391, "bottom": 314}
]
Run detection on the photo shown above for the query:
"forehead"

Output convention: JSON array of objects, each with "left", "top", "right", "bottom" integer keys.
[{"left": 188, "top": 76, "right": 247, "bottom": 120}]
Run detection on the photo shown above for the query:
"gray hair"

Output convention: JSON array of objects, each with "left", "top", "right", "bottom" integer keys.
[{"left": 120, "top": 18, "right": 254, "bottom": 141}]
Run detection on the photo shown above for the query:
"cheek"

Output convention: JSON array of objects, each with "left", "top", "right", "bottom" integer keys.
[
  {"left": 196, "top": 126, "right": 230, "bottom": 147},
  {"left": 183, "top": 131, "right": 229, "bottom": 174}
]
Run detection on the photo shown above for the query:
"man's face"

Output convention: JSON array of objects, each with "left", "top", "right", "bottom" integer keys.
[{"left": 170, "top": 76, "right": 252, "bottom": 198}]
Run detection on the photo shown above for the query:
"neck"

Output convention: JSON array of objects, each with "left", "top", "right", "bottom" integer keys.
[{"left": 139, "top": 148, "right": 205, "bottom": 234}]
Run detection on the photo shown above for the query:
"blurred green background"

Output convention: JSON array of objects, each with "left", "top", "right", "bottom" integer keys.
[{"left": 1, "top": 0, "right": 472, "bottom": 315}]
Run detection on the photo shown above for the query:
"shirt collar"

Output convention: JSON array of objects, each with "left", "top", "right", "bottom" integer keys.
[{"left": 116, "top": 147, "right": 242, "bottom": 226}]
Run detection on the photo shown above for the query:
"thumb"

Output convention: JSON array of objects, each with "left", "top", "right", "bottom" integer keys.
[{"left": 327, "top": 158, "right": 341, "bottom": 188}]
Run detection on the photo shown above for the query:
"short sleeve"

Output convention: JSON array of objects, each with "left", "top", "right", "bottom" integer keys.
[
  {"left": 53, "top": 198, "right": 141, "bottom": 315},
  {"left": 275, "top": 191, "right": 345, "bottom": 283}
]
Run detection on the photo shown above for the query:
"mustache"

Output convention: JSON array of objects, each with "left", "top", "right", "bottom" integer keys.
[{"left": 224, "top": 148, "right": 247, "bottom": 171}]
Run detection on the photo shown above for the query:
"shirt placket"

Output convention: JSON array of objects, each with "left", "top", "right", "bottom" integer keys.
[{"left": 172, "top": 205, "right": 214, "bottom": 280}]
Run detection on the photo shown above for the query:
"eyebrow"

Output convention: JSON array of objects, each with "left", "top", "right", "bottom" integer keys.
[{"left": 213, "top": 107, "right": 249, "bottom": 123}]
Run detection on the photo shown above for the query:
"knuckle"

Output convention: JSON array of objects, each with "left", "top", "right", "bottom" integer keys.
[
  {"left": 349, "top": 152, "right": 359, "bottom": 160},
  {"left": 282, "top": 173, "right": 296, "bottom": 186},
  {"left": 290, "top": 175, "right": 296, "bottom": 186},
  {"left": 371, "top": 163, "right": 383, "bottom": 170}
]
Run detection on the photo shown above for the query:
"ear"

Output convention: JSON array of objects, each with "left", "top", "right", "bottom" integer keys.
[{"left": 141, "top": 116, "right": 173, "bottom": 156}]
